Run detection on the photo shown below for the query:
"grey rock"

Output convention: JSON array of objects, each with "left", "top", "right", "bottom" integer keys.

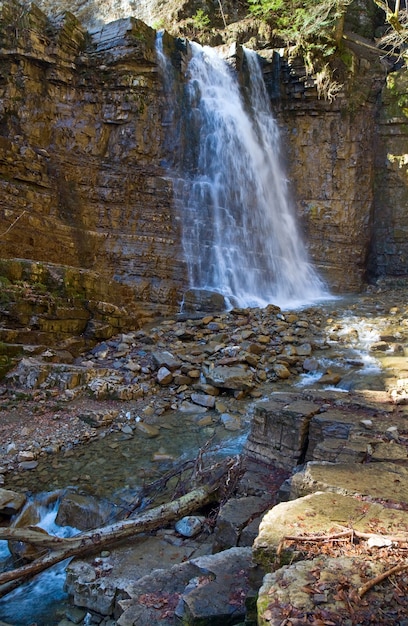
[
  {"left": 175, "top": 516, "right": 206, "bottom": 538},
  {"left": 205, "top": 365, "right": 254, "bottom": 391}
]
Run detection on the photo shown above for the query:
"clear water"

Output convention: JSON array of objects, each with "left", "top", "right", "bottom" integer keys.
[
  {"left": 0, "top": 409, "right": 248, "bottom": 625},
  {"left": 167, "top": 43, "right": 328, "bottom": 309},
  {"left": 0, "top": 498, "right": 78, "bottom": 626}
]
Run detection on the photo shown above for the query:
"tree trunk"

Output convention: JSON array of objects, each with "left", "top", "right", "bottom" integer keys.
[{"left": 0, "top": 483, "right": 218, "bottom": 597}]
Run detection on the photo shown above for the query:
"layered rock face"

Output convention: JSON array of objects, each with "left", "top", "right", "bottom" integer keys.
[
  {"left": 0, "top": 2, "right": 185, "bottom": 318},
  {"left": 0, "top": 0, "right": 407, "bottom": 321},
  {"left": 273, "top": 46, "right": 385, "bottom": 292},
  {"left": 370, "top": 70, "right": 408, "bottom": 279}
]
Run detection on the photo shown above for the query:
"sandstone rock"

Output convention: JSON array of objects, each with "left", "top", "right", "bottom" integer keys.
[
  {"left": 157, "top": 366, "right": 173, "bottom": 385},
  {"left": 56, "top": 492, "right": 116, "bottom": 531},
  {"left": 244, "top": 395, "right": 320, "bottom": 468},
  {"left": 190, "top": 393, "right": 216, "bottom": 408},
  {"left": 205, "top": 365, "right": 254, "bottom": 391},
  {"left": 289, "top": 460, "right": 408, "bottom": 504},
  {"left": 272, "top": 363, "right": 291, "bottom": 379},
  {"left": 0, "top": 488, "right": 26, "bottom": 516},
  {"left": 257, "top": 555, "right": 384, "bottom": 626},
  {"left": 253, "top": 492, "right": 408, "bottom": 570}
]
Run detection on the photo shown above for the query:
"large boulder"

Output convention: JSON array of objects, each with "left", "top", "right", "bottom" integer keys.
[
  {"left": 0, "top": 488, "right": 26, "bottom": 516},
  {"left": 253, "top": 492, "right": 408, "bottom": 571},
  {"left": 182, "top": 289, "right": 230, "bottom": 313},
  {"left": 289, "top": 460, "right": 408, "bottom": 504}
]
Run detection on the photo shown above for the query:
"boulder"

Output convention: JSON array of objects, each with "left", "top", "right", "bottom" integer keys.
[
  {"left": 244, "top": 395, "right": 320, "bottom": 468},
  {"left": 0, "top": 488, "right": 26, "bottom": 516},
  {"left": 55, "top": 492, "right": 116, "bottom": 531},
  {"left": 205, "top": 365, "right": 254, "bottom": 391},
  {"left": 289, "top": 460, "right": 408, "bottom": 504},
  {"left": 118, "top": 547, "right": 256, "bottom": 626},
  {"left": 182, "top": 289, "right": 229, "bottom": 313},
  {"left": 257, "top": 555, "right": 385, "bottom": 626},
  {"left": 253, "top": 492, "right": 408, "bottom": 570}
]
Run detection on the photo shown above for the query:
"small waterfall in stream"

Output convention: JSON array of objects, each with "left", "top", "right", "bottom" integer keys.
[
  {"left": 0, "top": 496, "right": 78, "bottom": 625},
  {"left": 158, "top": 38, "right": 328, "bottom": 309}
]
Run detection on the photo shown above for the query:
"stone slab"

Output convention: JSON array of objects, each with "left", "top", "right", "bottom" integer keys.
[
  {"left": 290, "top": 461, "right": 408, "bottom": 503},
  {"left": 253, "top": 492, "right": 408, "bottom": 570}
]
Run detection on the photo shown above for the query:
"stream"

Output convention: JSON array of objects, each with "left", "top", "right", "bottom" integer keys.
[{"left": 0, "top": 291, "right": 407, "bottom": 624}]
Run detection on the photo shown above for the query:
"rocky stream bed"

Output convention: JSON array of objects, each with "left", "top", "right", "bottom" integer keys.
[{"left": 1, "top": 284, "right": 408, "bottom": 625}]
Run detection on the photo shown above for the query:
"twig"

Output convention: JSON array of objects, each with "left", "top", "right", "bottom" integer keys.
[
  {"left": 0, "top": 210, "right": 27, "bottom": 238},
  {"left": 283, "top": 528, "right": 408, "bottom": 545},
  {"left": 217, "top": 0, "right": 227, "bottom": 29},
  {"left": 358, "top": 562, "right": 408, "bottom": 598},
  {"left": 283, "top": 529, "right": 354, "bottom": 542}
]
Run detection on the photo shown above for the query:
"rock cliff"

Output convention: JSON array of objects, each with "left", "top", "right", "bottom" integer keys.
[{"left": 0, "top": 0, "right": 407, "bottom": 330}]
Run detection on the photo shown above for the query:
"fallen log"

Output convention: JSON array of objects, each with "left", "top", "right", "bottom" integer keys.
[{"left": 0, "top": 455, "right": 241, "bottom": 597}]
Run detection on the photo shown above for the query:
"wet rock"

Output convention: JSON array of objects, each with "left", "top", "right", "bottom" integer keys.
[
  {"left": 220, "top": 413, "right": 241, "bottom": 430},
  {"left": 134, "top": 421, "right": 160, "bottom": 437},
  {"left": 179, "top": 401, "right": 208, "bottom": 413},
  {"left": 296, "top": 342, "right": 312, "bottom": 356},
  {"left": 56, "top": 492, "right": 116, "bottom": 531},
  {"left": 302, "top": 357, "right": 319, "bottom": 371},
  {"left": 9, "top": 524, "right": 51, "bottom": 562},
  {"left": 152, "top": 351, "right": 182, "bottom": 371},
  {"left": 370, "top": 340, "right": 389, "bottom": 352},
  {"left": 64, "top": 605, "right": 87, "bottom": 624},
  {"left": 272, "top": 363, "right": 291, "bottom": 379},
  {"left": 0, "top": 488, "right": 26, "bottom": 516},
  {"left": 18, "top": 460, "right": 39, "bottom": 470},
  {"left": 318, "top": 370, "right": 342, "bottom": 385},
  {"left": 182, "top": 289, "right": 229, "bottom": 313},
  {"left": 190, "top": 393, "right": 216, "bottom": 408}
]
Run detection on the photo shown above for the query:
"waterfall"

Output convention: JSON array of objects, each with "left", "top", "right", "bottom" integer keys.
[{"left": 158, "top": 39, "right": 328, "bottom": 309}]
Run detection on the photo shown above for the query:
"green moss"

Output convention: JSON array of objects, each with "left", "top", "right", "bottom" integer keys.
[{"left": 339, "top": 47, "right": 354, "bottom": 71}]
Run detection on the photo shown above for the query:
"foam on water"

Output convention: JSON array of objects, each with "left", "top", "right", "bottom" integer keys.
[{"left": 0, "top": 497, "right": 79, "bottom": 626}]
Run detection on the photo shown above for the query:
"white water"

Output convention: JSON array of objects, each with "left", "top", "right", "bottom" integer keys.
[
  {"left": 171, "top": 43, "right": 328, "bottom": 309},
  {"left": 0, "top": 496, "right": 78, "bottom": 626}
]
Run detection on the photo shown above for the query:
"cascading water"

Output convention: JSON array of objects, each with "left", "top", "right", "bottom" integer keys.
[
  {"left": 0, "top": 495, "right": 79, "bottom": 625},
  {"left": 159, "top": 39, "right": 328, "bottom": 309}
]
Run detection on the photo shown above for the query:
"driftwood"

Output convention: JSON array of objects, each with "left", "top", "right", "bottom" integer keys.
[
  {"left": 0, "top": 455, "right": 242, "bottom": 599},
  {"left": 358, "top": 562, "right": 408, "bottom": 598}
]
